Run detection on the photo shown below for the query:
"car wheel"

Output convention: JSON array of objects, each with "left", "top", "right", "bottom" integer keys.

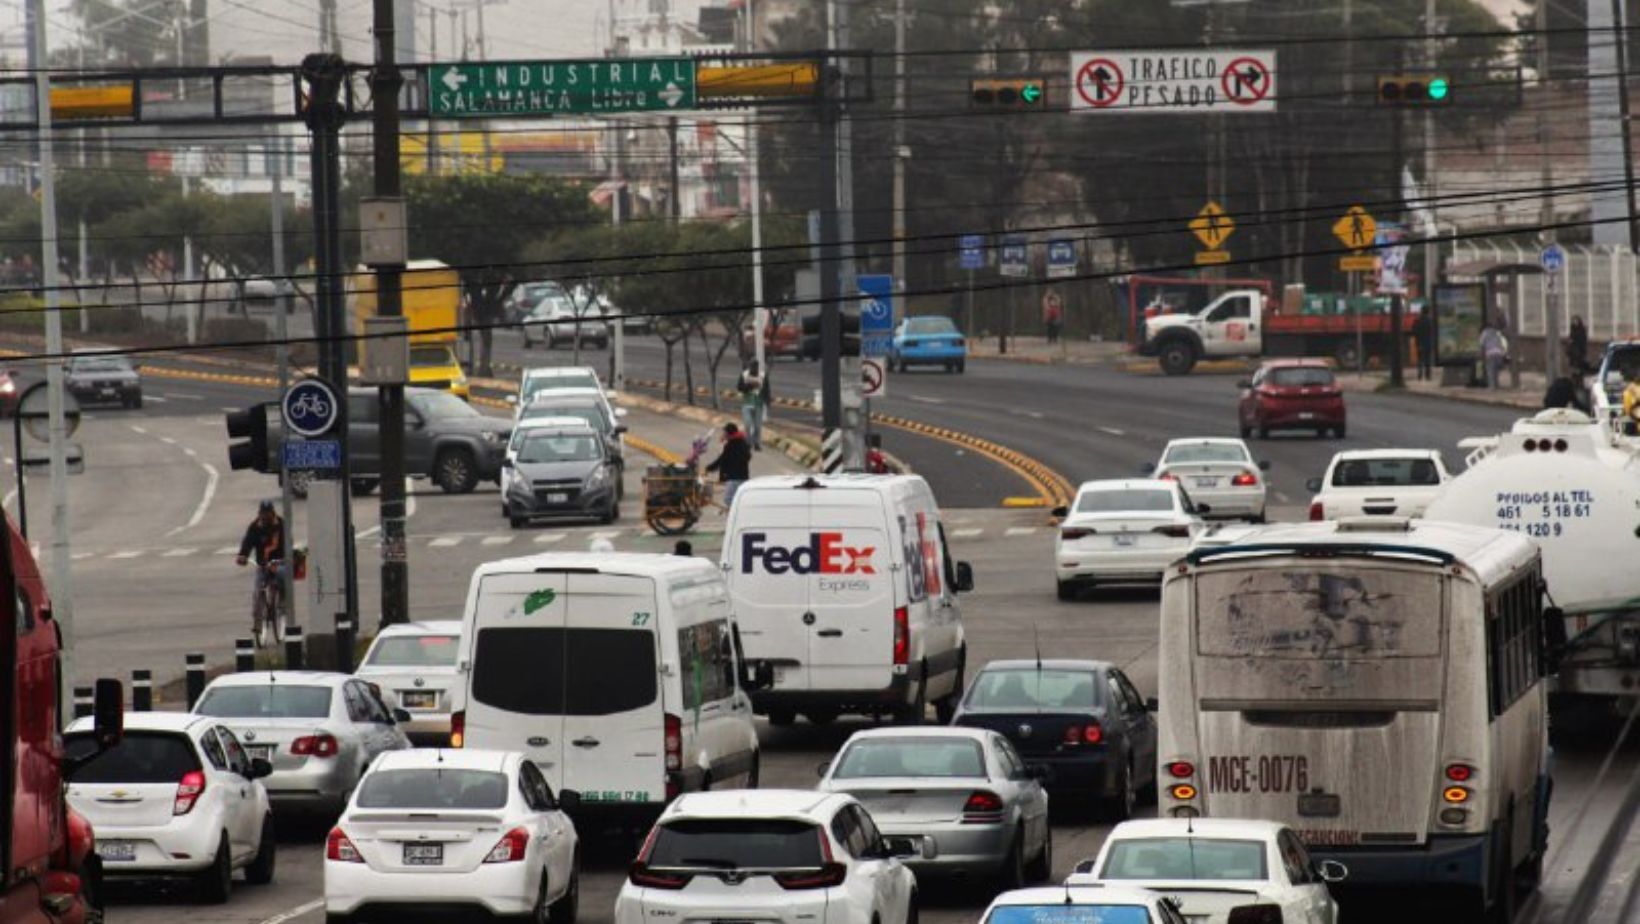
[
  {"left": 1105, "top": 762, "right": 1136, "bottom": 822},
  {"left": 548, "top": 853, "right": 580, "bottom": 924},
  {"left": 600, "top": 500, "right": 618, "bottom": 525},
  {"left": 893, "top": 663, "right": 928, "bottom": 725},
  {"left": 196, "top": 836, "right": 232, "bottom": 904},
  {"left": 79, "top": 860, "right": 105, "bottom": 924},
  {"left": 1334, "top": 424, "right": 1348, "bottom": 439},
  {"left": 1024, "top": 822, "right": 1053, "bottom": 883},
  {"left": 997, "top": 830, "right": 1028, "bottom": 891},
  {"left": 934, "top": 656, "right": 965, "bottom": 725},
  {"left": 1158, "top": 341, "right": 1196, "bottom": 376},
  {"left": 131, "top": 393, "right": 143, "bottom": 409},
  {"left": 1239, "top": 422, "right": 1251, "bottom": 439},
  {"left": 746, "top": 752, "right": 761, "bottom": 788},
  {"left": 956, "top": 359, "right": 966, "bottom": 373},
  {"left": 245, "top": 815, "right": 276, "bottom": 885},
  {"left": 509, "top": 512, "right": 528, "bottom": 529},
  {"left": 433, "top": 448, "right": 479, "bottom": 494},
  {"left": 325, "top": 915, "right": 353, "bottom": 924},
  {"left": 803, "top": 709, "right": 838, "bottom": 726},
  {"left": 1257, "top": 425, "right": 1270, "bottom": 440},
  {"left": 1056, "top": 580, "right": 1079, "bottom": 602}
]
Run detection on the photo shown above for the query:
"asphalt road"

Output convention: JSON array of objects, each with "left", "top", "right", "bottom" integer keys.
[{"left": 22, "top": 344, "right": 1636, "bottom": 924}]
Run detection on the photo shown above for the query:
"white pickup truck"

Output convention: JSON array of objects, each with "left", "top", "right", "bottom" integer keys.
[{"left": 1138, "top": 289, "right": 1401, "bottom": 375}]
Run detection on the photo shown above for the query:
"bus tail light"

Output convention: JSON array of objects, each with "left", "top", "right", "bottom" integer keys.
[
  {"left": 1439, "top": 808, "right": 1469, "bottom": 826},
  {"left": 1227, "top": 904, "right": 1284, "bottom": 924},
  {"left": 1444, "top": 763, "right": 1474, "bottom": 782},
  {"left": 664, "top": 713, "right": 682, "bottom": 771},
  {"left": 1167, "top": 761, "right": 1196, "bottom": 779},
  {"left": 1170, "top": 783, "right": 1198, "bottom": 800},
  {"left": 1442, "top": 786, "right": 1471, "bottom": 804}
]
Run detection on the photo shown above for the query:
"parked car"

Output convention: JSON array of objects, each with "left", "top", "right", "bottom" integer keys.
[
  {"left": 1306, "top": 448, "right": 1451, "bottom": 521},
  {"left": 1052, "top": 478, "right": 1207, "bottom": 601},
  {"left": 1149, "top": 438, "right": 1269, "bottom": 522},
  {"left": 63, "top": 712, "right": 276, "bottom": 903},
  {"left": 817, "top": 726, "right": 1052, "bottom": 887},
  {"left": 506, "top": 280, "right": 568, "bottom": 323},
  {"left": 522, "top": 296, "right": 610, "bottom": 350},
  {"left": 1066, "top": 818, "right": 1346, "bottom": 924},
  {"left": 353, "top": 620, "right": 464, "bottom": 746},
  {"left": 616, "top": 791, "right": 920, "bottom": 924},
  {"left": 191, "top": 671, "right": 412, "bottom": 816},
  {"left": 502, "top": 418, "right": 621, "bottom": 526},
  {"left": 980, "top": 885, "right": 1192, "bottom": 924},
  {"left": 324, "top": 748, "right": 581, "bottom": 924},
  {"left": 888, "top": 316, "right": 967, "bottom": 373},
  {"left": 64, "top": 350, "right": 142, "bottom": 409},
  {"left": 953, "top": 659, "right": 1157, "bottom": 821},
  {"left": 1238, "top": 359, "right": 1346, "bottom": 439}
]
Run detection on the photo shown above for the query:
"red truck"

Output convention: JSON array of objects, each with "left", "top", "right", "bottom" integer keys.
[{"left": 1, "top": 514, "right": 120, "bottom": 924}]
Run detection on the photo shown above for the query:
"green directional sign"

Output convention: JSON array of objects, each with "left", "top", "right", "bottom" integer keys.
[{"left": 429, "top": 58, "right": 697, "bottom": 117}]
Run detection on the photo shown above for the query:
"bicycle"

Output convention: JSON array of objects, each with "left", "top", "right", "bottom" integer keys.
[{"left": 251, "top": 560, "right": 287, "bottom": 649}]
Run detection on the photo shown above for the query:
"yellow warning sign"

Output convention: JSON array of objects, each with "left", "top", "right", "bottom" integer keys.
[
  {"left": 1333, "top": 206, "right": 1377, "bottom": 250},
  {"left": 1339, "top": 254, "right": 1381, "bottom": 272},
  {"left": 1190, "top": 201, "right": 1235, "bottom": 250},
  {"left": 1195, "top": 250, "right": 1232, "bottom": 266}
]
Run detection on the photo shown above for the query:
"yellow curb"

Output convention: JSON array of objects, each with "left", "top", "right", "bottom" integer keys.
[
  {"left": 625, "top": 433, "right": 682, "bottom": 465},
  {"left": 1002, "top": 497, "right": 1050, "bottom": 508}
]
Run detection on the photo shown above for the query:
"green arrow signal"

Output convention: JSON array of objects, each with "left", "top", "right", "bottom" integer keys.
[
  {"left": 1428, "top": 77, "right": 1449, "bottom": 100},
  {"left": 1021, "top": 83, "right": 1042, "bottom": 104}
]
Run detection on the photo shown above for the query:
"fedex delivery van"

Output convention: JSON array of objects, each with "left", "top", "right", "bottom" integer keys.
[{"left": 723, "top": 474, "right": 974, "bottom": 726}]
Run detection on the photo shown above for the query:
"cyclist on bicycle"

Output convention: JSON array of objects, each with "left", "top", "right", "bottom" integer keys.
[{"left": 236, "top": 500, "right": 287, "bottom": 595}]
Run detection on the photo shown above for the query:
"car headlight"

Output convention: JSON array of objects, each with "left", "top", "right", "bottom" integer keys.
[
  {"left": 482, "top": 431, "right": 504, "bottom": 445},
  {"left": 585, "top": 466, "right": 609, "bottom": 488}
]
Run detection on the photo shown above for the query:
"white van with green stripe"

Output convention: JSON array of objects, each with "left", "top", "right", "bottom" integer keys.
[{"left": 454, "top": 552, "right": 764, "bottom": 835}]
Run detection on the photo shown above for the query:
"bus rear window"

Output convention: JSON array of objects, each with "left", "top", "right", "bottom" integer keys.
[{"left": 1195, "top": 568, "right": 1442, "bottom": 660}]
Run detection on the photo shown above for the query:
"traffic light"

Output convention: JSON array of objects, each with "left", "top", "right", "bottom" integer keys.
[
  {"left": 1377, "top": 75, "right": 1450, "bottom": 105},
  {"left": 970, "top": 78, "right": 1046, "bottom": 109},
  {"left": 801, "top": 311, "right": 861, "bottom": 358},
  {"left": 226, "top": 403, "right": 274, "bottom": 473}
]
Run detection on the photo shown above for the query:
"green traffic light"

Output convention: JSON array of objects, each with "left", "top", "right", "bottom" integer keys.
[
  {"left": 1021, "top": 83, "right": 1042, "bottom": 104},
  {"left": 1428, "top": 77, "right": 1449, "bottom": 100}
]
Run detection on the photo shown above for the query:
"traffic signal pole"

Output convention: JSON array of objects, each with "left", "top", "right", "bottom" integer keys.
[
  {"left": 818, "top": 61, "right": 842, "bottom": 448},
  {"left": 371, "top": 0, "right": 411, "bottom": 628}
]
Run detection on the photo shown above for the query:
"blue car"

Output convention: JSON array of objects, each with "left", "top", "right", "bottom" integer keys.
[{"left": 888, "top": 315, "right": 967, "bottom": 373}]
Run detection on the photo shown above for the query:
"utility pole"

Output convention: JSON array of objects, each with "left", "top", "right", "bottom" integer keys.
[
  {"left": 742, "top": 0, "right": 767, "bottom": 375},
  {"left": 28, "top": 0, "right": 76, "bottom": 706},
  {"left": 1389, "top": 51, "right": 1406, "bottom": 389},
  {"left": 1613, "top": 0, "right": 1640, "bottom": 252},
  {"left": 427, "top": 5, "right": 440, "bottom": 176},
  {"left": 176, "top": 13, "right": 197, "bottom": 344},
  {"left": 1422, "top": 0, "right": 1438, "bottom": 336},
  {"left": 891, "top": 0, "right": 907, "bottom": 328},
  {"left": 818, "top": 61, "right": 843, "bottom": 457},
  {"left": 667, "top": 116, "right": 681, "bottom": 221},
  {"left": 372, "top": 0, "right": 411, "bottom": 628},
  {"left": 270, "top": 133, "right": 297, "bottom": 628},
  {"left": 827, "top": 0, "right": 861, "bottom": 471},
  {"left": 1538, "top": 0, "right": 1562, "bottom": 383},
  {"left": 76, "top": 42, "right": 88, "bottom": 335}
]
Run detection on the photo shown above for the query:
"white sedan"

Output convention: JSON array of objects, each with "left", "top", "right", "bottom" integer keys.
[
  {"left": 1305, "top": 449, "right": 1451, "bottom": 521},
  {"left": 325, "top": 748, "right": 580, "bottom": 923},
  {"left": 1150, "top": 438, "right": 1269, "bottom": 521},
  {"left": 354, "top": 620, "right": 465, "bottom": 746},
  {"left": 1066, "top": 818, "right": 1345, "bottom": 924},
  {"left": 1054, "top": 479, "right": 1206, "bottom": 601}
]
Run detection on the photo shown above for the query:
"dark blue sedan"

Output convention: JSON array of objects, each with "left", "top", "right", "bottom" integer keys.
[{"left": 889, "top": 316, "right": 968, "bottom": 373}]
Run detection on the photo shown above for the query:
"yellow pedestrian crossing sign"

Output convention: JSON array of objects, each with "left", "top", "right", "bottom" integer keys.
[
  {"left": 1190, "top": 201, "right": 1234, "bottom": 250},
  {"left": 1333, "top": 206, "right": 1377, "bottom": 250}
]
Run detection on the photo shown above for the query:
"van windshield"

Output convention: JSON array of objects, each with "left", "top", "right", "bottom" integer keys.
[
  {"left": 1195, "top": 568, "right": 1442, "bottom": 660},
  {"left": 471, "top": 627, "right": 657, "bottom": 715}
]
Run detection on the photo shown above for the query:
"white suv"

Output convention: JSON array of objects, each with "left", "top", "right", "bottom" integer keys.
[
  {"left": 616, "top": 791, "right": 920, "bottom": 924},
  {"left": 1306, "top": 449, "right": 1451, "bottom": 521},
  {"left": 64, "top": 712, "right": 276, "bottom": 904}
]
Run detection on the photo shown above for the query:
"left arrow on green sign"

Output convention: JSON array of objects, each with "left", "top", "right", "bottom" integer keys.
[{"left": 440, "top": 67, "right": 468, "bottom": 92}]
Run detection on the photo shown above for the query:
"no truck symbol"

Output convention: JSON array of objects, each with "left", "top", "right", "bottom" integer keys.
[{"left": 1222, "top": 57, "right": 1271, "bottom": 105}]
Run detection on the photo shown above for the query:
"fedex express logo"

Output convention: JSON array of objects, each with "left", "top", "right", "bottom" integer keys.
[{"left": 740, "top": 532, "right": 876, "bottom": 575}]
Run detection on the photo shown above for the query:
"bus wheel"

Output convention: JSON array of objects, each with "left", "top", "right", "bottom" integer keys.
[{"left": 1488, "top": 832, "right": 1516, "bottom": 924}]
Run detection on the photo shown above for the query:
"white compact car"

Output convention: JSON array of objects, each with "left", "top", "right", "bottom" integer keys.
[
  {"left": 514, "top": 366, "right": 610, "bottom": 415},
  {"left": 325, "top": 748, "right": 580, "bottom": 924},
  {"left": 1306, "top": 449, "right": 1451, "bottom": 521},
  {"left": 981, "top": 885, "right": 1192, "bottom": 924},
  {"left": 64, "top": 712, "right": 275, "bottom": 903},
  {"left": 617, "top": 790, "right": 920, "bottom": 924},
  {"left": 355, "top": 620, "right": 464, "bottom": 746},
  {"left": 192, "top": 671, "right": 412, "bottom": 815},
  {"left": 1150, "top": 438, "right": 1269, "bottom": 522},
  {"left": 1066, "top": 818, "right": 1345, "bottom": 924},
  {"left": 1053, "top": 478, "right": 1207, "bottom": 600}
]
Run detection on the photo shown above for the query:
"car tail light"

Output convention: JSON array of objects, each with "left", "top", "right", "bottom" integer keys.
[
  {"left": 1309, "top": 501, "right": 1324, "bottom": 521},
  {"left": 1061, "top": 527, "right": 1094, "bottom": 540},
  {"left": 1227, "top": 904, "right": 1284, "bottom": 924},
  {"left": 892, "top": 606, "right": 909, "bottom": 666},
  {"left": 962, "top": 790, "right": 1007, "bottom": 824},
  {"left": 1062, "top": 722, "right": 1103, "bottom": 745},
  {"left": 1153, "top": 525, "right": 1190, "bottom": 538},
  {"left": 1170, "top": 783, "right": 1198, "bottom": 800},
  {"left": 1232, "top": 472, "right": 1259, "bottom": 487},
  {"left": 775, "top": 863, "right": 848, "bottom": 890},
  {"left": 484, "top": 827, "right": 530, "bottom": 863},
  {"left": 449, "top": 710, "right": 465, "bottom": 748},
  {"left": 1445, "top": 763, "right": 1475, "bottom": 782},
  {"left": 664, "top": 713, "right": 682, "bottom": 772},
  {"left": 291, "top": 734, "right": 339, "bottom": 758},
  {"left": 1167, "top": 761, "right": 1196, "bottom": 779},
  {"left": 629, "top": 823, "right": 692, "bottom": 888},
  {"left": 173, "top": 770, "right": 206, "bottom": 816},
  {"left": 326, "top": 827, "right": 363, "bottom": 863}
]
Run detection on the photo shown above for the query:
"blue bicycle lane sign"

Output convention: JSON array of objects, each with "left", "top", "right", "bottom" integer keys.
[{"left": 282, "top": 378, "right": 340, "bottom": 438}]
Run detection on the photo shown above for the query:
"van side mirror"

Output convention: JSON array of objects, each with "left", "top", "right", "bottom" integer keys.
[
  {"left": 501, "top": 457, "right": 514, "bottom": 469},
  {"left": 1306, "top": 477, "right": 1323, "bottom": 493},
  {"left": 954, "top": 562, "right": 974, "bottom": 593},
  {"left": 741, "top": 660, "right": 775, "bottom": 693},
  {"left": 614, "top": 425, "right": 629, "bottom": 436},
  {"left": 556, "top": 789, "right": 581, "bottom": 813},
  {"left": 1315, "top": 859, "right": 1349, "bottom": 883},
  {"left": 1050, "top": 505, "right": 1069, "bottom": 519},
  {"left": 93, "top": 678, "right": 124, "bottom": 751}
]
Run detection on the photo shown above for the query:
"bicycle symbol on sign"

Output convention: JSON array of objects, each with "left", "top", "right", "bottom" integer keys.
[
  {"left": 291, "top": 393, "right": 330, "bottom": 420},
  {"left": 282, "top": 379, "right": 340, "bottom": 437}
]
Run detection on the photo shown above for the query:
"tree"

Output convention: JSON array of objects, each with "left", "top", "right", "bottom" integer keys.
[{"left": 192, "top": 193, "right": 315, "bottom": 309}]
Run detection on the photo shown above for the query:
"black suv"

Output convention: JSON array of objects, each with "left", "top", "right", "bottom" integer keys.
[{"left": 289, "top": 388, "right": 510, "bottom": 497}]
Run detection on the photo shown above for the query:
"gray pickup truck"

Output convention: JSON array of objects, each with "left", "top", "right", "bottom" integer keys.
[{"left": 287, "top": 387, "right": 510, "bottom": 497}]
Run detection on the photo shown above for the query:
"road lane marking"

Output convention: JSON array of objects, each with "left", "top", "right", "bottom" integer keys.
[
  {"left": 167, "top": 461, "right": 219, "bottom": 536},
  {"left": 160, "top": 392, "right": 205, "bottom": 401},
  {"left": 909, "top": 395, "right": 946, "bottom": 405},
  {"left": 1004, "top": 527, "right": 1038, "bottom": 537},
  {"left": 215, "top": 546, "right": 238, "bottom": 555},
  {"left": 163, "top": 548, "right": 198, "bottom": 557},
  {"left": 429, "top": 536, "right": 462, "bottom": 547},
  {"left": 108, "top": 550, "right": 144, "bottom": 559},
  {"left": 952, "top": 528, "right": 983, "bottom": 538},
  {"left": 534, "top": 533, "right": 566, "bottom": 544},
  {"left": 256, "top": 898, "right": 324, "bottom": 924},
  {"left": 145, "top": 395, "right": 167, "bottom": 404},
  {"left": 129, "top": 425, "right": 147, "bottom": 434},
  {"left": 160, "top": 436, "right": 177, "bottom": 445},
  {"left": 1276, "top": 491, "right": 1291, "bottom": 503},
  {"left": 182, "top": 447, "right": 197, "bottom": 458},
  {"left": 1027, "top": 411, "right": 1045, "bottom": 419},
  {"left": 1097, "top": 426, "right": 1126, "bottom": 436},
  {"left": 481, "top": 536, "right": 514, "bottom": 546}
]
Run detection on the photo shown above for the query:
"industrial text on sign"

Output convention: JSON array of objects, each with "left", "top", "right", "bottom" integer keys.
[
  {"left": 437, "top": 60, "right": 693, "bottom": 115},
  {"left": 740, "top": 532, "right": 877, "bottom": 576}
]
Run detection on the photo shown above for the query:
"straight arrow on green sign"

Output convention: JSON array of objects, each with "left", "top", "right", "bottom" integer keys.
[{"left": 430, "top": 58, "right": 697, "bottom": 117}]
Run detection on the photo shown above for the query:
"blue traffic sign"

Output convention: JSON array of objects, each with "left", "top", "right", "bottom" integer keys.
[
  {"left": 1000, "top": 234, "right": 1029, "bottom": 278},
  {"left": 1541, "top": 243, "right": 1566, "bottom": 274},
  {"left": 1047, "top": 239, "right": 1077, "bottom": 278},
  {"left": 959, "top": 234, "right": 986, "bottom": 270},
  {"left": 857, "top": 274, "right": 895, "bottom": 358},
  {"left": 282, "top": 439, "right": 342, "bottom": 471},
  {"left": 282, "top": 378, "right": 339, "bottom": 438}
]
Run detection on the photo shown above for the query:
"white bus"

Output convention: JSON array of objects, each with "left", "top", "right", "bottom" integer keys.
[{"left": 1158, "top": 519, "right": 1551, "bottom": 920}]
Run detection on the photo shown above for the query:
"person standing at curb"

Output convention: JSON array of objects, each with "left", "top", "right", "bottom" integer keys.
[
  {"left": 738, "top": 359, "right": 766, "bottom": 451},
  {"left": 1569, "top": 316, "right": 1590, "bottom": 377},
  {"left": 1480, "top": 318, "right": 1509, "bottom": 390},
  {"left": 705, "top": 422, "right": 753, "bottom": 508},
  {"left": 1042, "top": 291, "right": 1064, "bottom": 345},
  {"left": 1411, "top": 308, "right": 1433, "bottom": 381}
]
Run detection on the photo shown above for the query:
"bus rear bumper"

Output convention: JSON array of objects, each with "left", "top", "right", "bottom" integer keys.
[{"left": 1311, "top": 834, "right": 1487, "bottom": 891}]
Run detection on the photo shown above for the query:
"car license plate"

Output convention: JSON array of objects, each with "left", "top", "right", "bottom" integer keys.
[
  {"left": 1298, "top": 411, "right": 1316, "bottom": 420},
  {"left": 97, "top": 841, "right": 136, "bottom": 862},
  {"left": 246, "top": 745, "right": 273, "bottom": 762},
  {"left": 99, "top": 388, "right": 115, "bottom": 396},
  {"left": 547, "top": 492, "right": 568, "bottom": 504},
  {"left": 1298, "top": 792, "right": 1342, "bottom": 817},
  {"left": 1194, "top": 477, "right": 1218, "bottom": 488},
  {"left": 403, "top": 843, "right": 444, "bottom": 866},
  {"left": 1114, "top": 534, "right": 1137, "bottom": 547},
  {"left": 401, "top": 691, "right": 436, "bottom": 709}
]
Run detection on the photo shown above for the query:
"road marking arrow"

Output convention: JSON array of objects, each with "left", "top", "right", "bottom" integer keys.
[
  {"left": 441, "top": 67, "right": 468, "bottom": 93},
  {"left": 660, "top": 82, "right": 684, "bottom": 107}
]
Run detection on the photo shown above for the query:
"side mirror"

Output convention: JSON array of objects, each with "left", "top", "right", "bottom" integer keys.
[
  {"left": 1315, "top": 859, "right": 1349, "bottom": 883},
  {"left": 1237, "top": 379, "right": 1252, "bottom": 390},
  {"left": 247, "top": 757, "right": 274, "bottom": 780},
  {"left": 92, "top": 678, "right": 124, "bottom": 751},
  {"left": 742, "top": 661, "right": 775, "bottom": 693},
  {"left": 1050, "top": 505, "right": 1069, "bottom": 519},
  {"left": 1258, "top": 460, "right": 1272, "bottom": 471},
  {"left": 883, "top": 836, "right": 929, "bottom": 860},
  {"left": 615, "top": 407, "right": 629, "bottom": 418},
  {"left": 391, "top": 708, "right": 413, "bottom": 724},
  {"left": 815, "top": 759, "right": 832, "bottom": 779},
  {"left": 1145, "top": 696, "right": 1159, "bottom": 712},
  {"left": 556, "top": 789, "right": 582, "bottom": 814},
  {"left": 501, "top": 457, "right": 514, "bottom": 469},
  {"left": 1194, "top": 503, "right": 1212, "bottom": 515},
  {"left": 613, "top": 425, "right": 629, "bottom": 436},
  {"left": 1305, "top": 477, "right": 1323, "bottom": 493},
  {"left": 954, "top": 562, "right": 975, "bottom": 593}
]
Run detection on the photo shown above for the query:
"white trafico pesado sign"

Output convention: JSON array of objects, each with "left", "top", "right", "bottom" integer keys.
[{"left": 1070, "top": 50, "right": 1277, "bottom": 114}]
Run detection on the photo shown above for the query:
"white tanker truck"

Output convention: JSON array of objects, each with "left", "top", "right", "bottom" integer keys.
[{"left": 1425, "top": 408, "right": 1640, "bottom": 707}]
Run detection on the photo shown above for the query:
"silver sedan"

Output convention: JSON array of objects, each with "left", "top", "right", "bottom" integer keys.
[
  {"left": 191, "top": 671, "right": 411, "bottom": 816},
  {"left": 817, "top": 726, "right": 1052, "bottom": 887}
]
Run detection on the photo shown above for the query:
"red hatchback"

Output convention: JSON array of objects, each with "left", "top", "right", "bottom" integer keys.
[{"left": 1238, "top": 360, "right": 1346, "bottom": 439}]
